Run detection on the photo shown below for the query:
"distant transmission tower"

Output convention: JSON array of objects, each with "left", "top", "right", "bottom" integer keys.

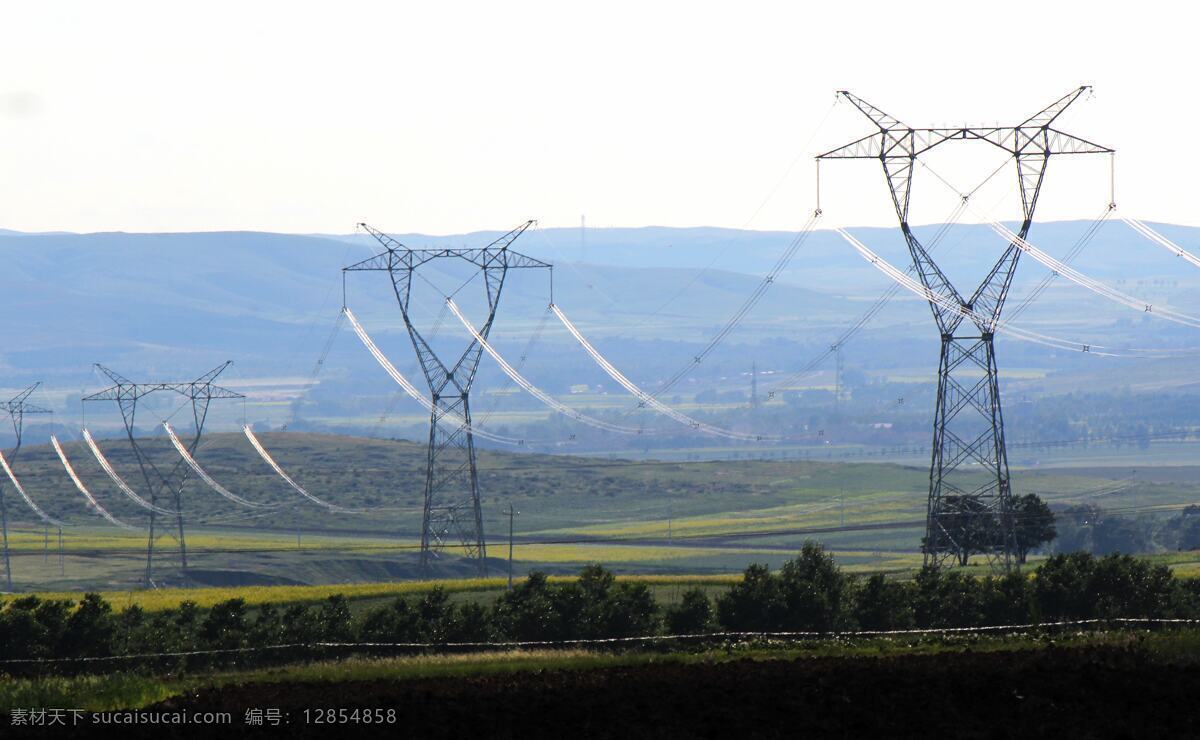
[
  {"left": 83, "top": 363, "right": 243, "bottom": 586},
  {"left": 347, "top": 222, "right": 551, "bottom": 576},
  {"left": 0, "top": 383, "right": 51, "bottom": 591},
  {"left": 750, "top": 361, "right": 759, "bottom": 410},
  {"left": 819, "top": 87, "right": 1112, "bottom": 568}
]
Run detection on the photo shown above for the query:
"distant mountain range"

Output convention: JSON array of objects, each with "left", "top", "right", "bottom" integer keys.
[{"left": 0, "top": 219, "right": 1197, "bottom": 438}]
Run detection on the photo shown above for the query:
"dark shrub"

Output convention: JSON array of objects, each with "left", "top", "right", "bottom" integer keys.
[
  {"left": 492, "top": 571, "right": 574, "bottom": 641},
  {"left": 914, "top": 567, "right": 986, "bottom": 628},
  {"left": 201, "top": 598, "right": 248, "bottom": 649},
  {"left": 853, "top": 574, "right": 915, "bottom": 631},
  {"left": 778, "top": 542, "right": 855, "bottom": 631},
  {"left": 715, "top": 564, "right": 786, "bottom": 632},
  {"left": 59, "top": 593, "right": 115, "bottom": 658},
  {"left": 665, "top": 588, "right": 714, "bottom": 635}
]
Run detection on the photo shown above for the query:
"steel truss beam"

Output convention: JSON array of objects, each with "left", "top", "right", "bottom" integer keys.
[
  {"left": 819, "top": 87, "right": 1112, "bottom": 569},
  {"left": 83, "top": 363, "right": 243, "bottom": 586},
  {"left": 347, "top": 222, "right": 550, "bottom": 576},
  {"left": 0, "top": 383, "right": 52, "bottom": 591}
]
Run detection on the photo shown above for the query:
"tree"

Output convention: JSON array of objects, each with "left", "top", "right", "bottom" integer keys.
[
  {"left": 777, "top": 542, "right": 855, "bottom": 631},
  {"left": 715, "top": 564, "right": 786, "bottom": 632},
  {"left": 1012, "top": 493, "right": 1056, "bottom": 563},
  {"left": 1054, "top": 504, "right": 1102, "bottom": 553},
  {"left": 201, "top": 598, "right": 248, "bottom": 649},
  {"left": 853, "top": 574, "right": 914, "bottom": 631},
  {"left": 924, "top": 495, "right": 996, "bottom": 566},
  {"left": 1163, "top": 505, "right": 1200, "bottom": 551},
  {"left": 664, "top": 588, "right": 714, "bottom": 634}
]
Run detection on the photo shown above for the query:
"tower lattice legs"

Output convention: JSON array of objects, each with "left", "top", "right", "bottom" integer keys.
[
  {"left": 419, "top": 395, "right": 488, "bottom": 577},
  {"left": 922, "top": 335, "right": 1015, "bottom": 568}
]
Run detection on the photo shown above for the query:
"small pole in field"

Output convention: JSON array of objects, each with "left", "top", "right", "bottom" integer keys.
[
  {"left": 58, "top": 528, "right": 64, "bottom": 577},
  {"left": 506, "top": 504, "right": 519, "bottom": 590},
  {"left": 44, "top": 525, "right": 49, "bottom": 564}
]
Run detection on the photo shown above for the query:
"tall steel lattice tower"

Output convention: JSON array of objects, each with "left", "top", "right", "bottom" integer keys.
[
  {"left": 83, "top": 363, "right": 243, "bottom": 586},
  {"left": 0, "top": 383, "right": 52, "bottom": 591},
  {"left": 819, "top": 87, "right": 1112, "bottom": 568},
  {"left": 347, "top": 222, "right": 550, "bottom": 575}
]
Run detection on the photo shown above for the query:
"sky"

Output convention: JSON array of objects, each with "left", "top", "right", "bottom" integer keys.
[{"left": 0, "top": 1, "right": 1194, "bottom": 235}]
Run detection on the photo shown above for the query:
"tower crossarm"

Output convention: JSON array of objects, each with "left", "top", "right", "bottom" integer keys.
[
  {"left": 0, "top": 383, "right": 51, "bottom": 416},
  {"left": 350, "top": 222, "right": 549, "bottom": 273},
  {"left": 819, "top": 126, "right": 1112, "bottom": 160},
  {"left": 83, "top": 364, "right": 243, "bottom": 402}
]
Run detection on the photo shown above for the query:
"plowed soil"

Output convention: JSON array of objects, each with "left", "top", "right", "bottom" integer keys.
[{"left": 143, "top": 645, "right": 1200, "bottom": 738}]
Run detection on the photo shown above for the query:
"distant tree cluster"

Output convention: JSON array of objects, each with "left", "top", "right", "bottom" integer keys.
[
  {"left": 922, "top": 493, "right": 1057, "bottom": 566},
  {"left": 2, "top": 545, "right": 1198, "bottom": 678},
  {"left": 1054, "top": 504, "right": 1200, "bottom": 556}
]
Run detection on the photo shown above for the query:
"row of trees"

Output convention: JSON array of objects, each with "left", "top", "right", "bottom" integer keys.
[
  {"left": 2, "top": 545, "right": 1198, "bottom": 675},
  {"left": 924, "top": 496, "right": 1200, "bottom": 566},
  {"left": 1056, "top": 504, "right": 1200, "bottom": 555}
]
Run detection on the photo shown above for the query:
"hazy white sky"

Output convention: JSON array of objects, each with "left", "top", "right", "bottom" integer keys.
[{"left": 0, "top": 1, "right": 1193, "bottom": 234}]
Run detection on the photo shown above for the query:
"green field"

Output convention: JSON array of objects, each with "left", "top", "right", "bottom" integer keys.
[{"left": 0, "top": 432, "right": 1197, "bottom": 592}]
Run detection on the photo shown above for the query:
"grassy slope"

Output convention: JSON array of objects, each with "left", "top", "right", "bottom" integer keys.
[{"left": 2, "top": 432, "right": 1199, "bottom": 591}]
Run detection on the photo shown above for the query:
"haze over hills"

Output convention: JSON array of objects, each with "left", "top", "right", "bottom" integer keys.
[{"left": 0, "top": 220, "right": 1198, "bottom": 448}]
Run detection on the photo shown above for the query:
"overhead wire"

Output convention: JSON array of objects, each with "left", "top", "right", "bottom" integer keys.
[
  {"left": 474, "top": 306, "right": 554, "bottom": 430},
  {"left": 82, "top": 428, "right": 180, "bottom": 516},
  {"left": 630, "top": 209, "right": 824, "bottom": 406},
  {"left": 837, "top": 228, "right": 1148, "bottom": 357},
  {"left": 343, "top": 306, "right": 533, "bottom": 446},
  {"left": 761, "top": 199, "right": 968, "bottom": 399},
  {"left": 0, "top": 449, "right": 66, "bottom": 527},
  {"left": 915, "top": 158, "right": 1200, "bottom": 331},
  {"left": 1007, "top": 204, "right": 1116, "bottom": 321},
  {"left": 758, "top": 149, "right": 1017, "bottom": 399},
  {"left": 242, "top": 425, "right": 369, "bottom": 514},
  {"left": 447, "top": 298, "right": 648, "bottom": 435},
  {"left": 990, "top": 219, "right": 1200, "bottom": 329},
  {"left": 630, "top": 98, "right": 840, "bottom": 325},
  {"left": 1124, "top": 217, "right": 1200, "bottom": 270},
  {"left": 51, "top": 435, "right": 137, "bottom": 530},
  {"left": 163, "top": 422, "right": 276, "bottom": 509},
  {"left": 551, "top": 304, "right": 775, "bottom": 441}
]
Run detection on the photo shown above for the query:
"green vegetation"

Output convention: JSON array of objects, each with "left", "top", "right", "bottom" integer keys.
[
  {"left": 3, "top": 432, "right": 1200, "bottom": 595},
  {"left": 3, "top": 547, "right": 1199, "bottom": 690}
]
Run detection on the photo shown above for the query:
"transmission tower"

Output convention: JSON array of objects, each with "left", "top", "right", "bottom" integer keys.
[
  {"left": 818, "top": 87, "right": 1112, "bottom": 568},
  {"left": 346, "top": 222, "right": 550, "bottom": 576},
  {"left": 0, "top": 383, "right": 51, "bottom": 591},
  {"left": 83, "top": 363, "right": 243, "bottom": 586}
]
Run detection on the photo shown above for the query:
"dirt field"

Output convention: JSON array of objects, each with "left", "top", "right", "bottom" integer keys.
[
  {"left": 7, "top": 643, "right": 1198, "bottom": 737},
  {"left": 122, "top": 644, "right": 1200, "bottom": 738}
]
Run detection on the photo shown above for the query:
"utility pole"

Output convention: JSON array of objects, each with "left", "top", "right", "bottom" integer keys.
[
  {"left": 819, "top": 87, "right": 1112, "bottom": 570},
  {"left": 834, "top": 345, "right": 843, "bottom": 415},
  {"left": 506, "top": 504, "right": 519, "bottom": 590},
  {"left": 58, "top": 528, "right": 64, "bottom": 577},
  {"left": 750, "top": 362, "right": 759, "bottom": 410}
]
